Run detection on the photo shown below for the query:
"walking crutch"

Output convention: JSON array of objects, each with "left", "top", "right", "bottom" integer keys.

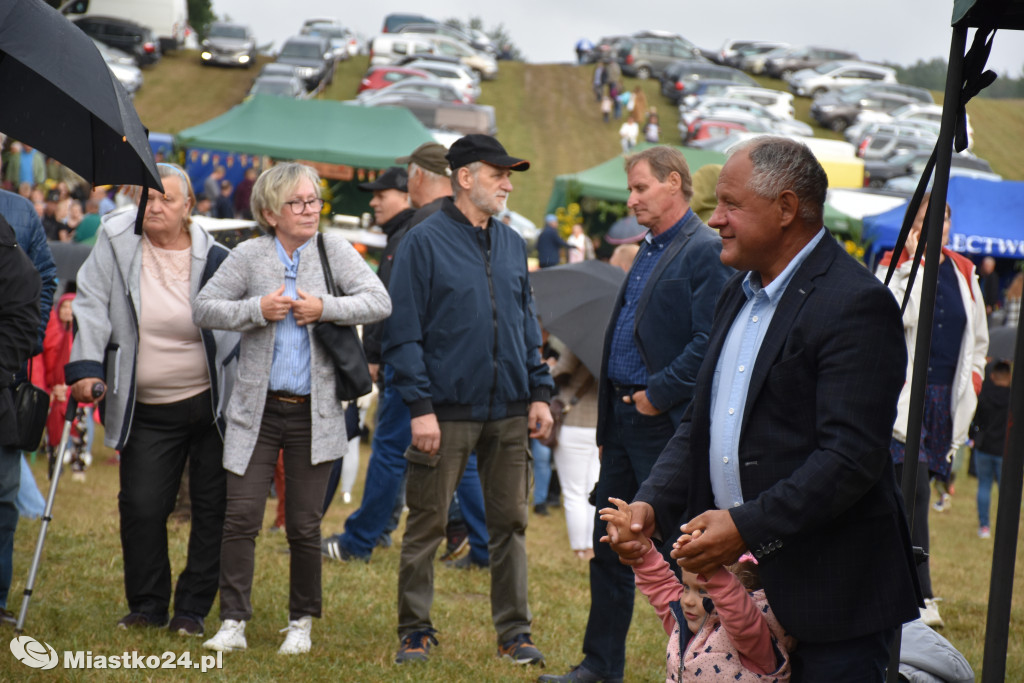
[{"left": 16, "top": 382, "right": 104, "bottom": 634}]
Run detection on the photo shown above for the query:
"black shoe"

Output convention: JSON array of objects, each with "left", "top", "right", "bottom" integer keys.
[
  {"left": 169, "top": 613, "right": 204, "bottom": 636},
  {"left": 395, "top": 629, "right": 438, "bottom": 664},
  {"left": 533, "top": 503, "right": 550, "bottom": 516},
  {"left": 0, "top": 607, "right": 17, "bottom": 626},
  {"left": 444, "top": 555, "right": 489, "bottom": 570},
  {"left": 321, "top": 537, "right": 370, "bottom": 563},
  {"left": 117, "top": 612, "right": 169, "bottom": 629},
  {"left": 538, "top": 664, "right": 623, "bottom": 683},
  {"left": 376, "top": 532, "right": 393, "bottom": 549}
]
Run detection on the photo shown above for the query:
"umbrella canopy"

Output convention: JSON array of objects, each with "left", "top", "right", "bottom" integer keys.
[
  {"left": 605, "top": 215, "right": 647, "bottom": 244},
  {"left": 0, "top": 0, "right": 161, "bottom": 189},
  {"left": 529, "top": 260, "right": 625, "bottom": 376},
  {"left": 987, "top": 325, "right": 1016, "bottom": 361}
]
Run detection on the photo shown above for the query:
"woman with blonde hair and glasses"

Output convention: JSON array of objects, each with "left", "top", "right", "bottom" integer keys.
[
  {"left": 195, "top": 163, "right": 390, "bottom": 655},
  {"left": 67, "top": 163, "right": 239, "bottom": 637}
]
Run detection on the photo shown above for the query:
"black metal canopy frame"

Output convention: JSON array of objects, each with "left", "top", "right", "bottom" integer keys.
[{"left": 883, "top": 3, "right": 1024, "bottom": 681}]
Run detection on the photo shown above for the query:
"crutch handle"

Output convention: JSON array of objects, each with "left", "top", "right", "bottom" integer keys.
[{"left": 63, "top": 382, "right": 104, "bottom": 421}]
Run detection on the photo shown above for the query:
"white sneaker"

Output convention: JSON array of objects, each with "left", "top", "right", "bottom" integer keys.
[
  {"left": 920, "top": 598, "right": 944, "bottom": 628},
  {"left": 203, "top": 619, "right": 247, "bottom": 652},
  {"left": 278, "top": 616, "right": 312, "bottom": 655}
]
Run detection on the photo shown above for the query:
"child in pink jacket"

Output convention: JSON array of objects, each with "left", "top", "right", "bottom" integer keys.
[{"left": 600, "top": 498, "right": 795, "bottom": 682}]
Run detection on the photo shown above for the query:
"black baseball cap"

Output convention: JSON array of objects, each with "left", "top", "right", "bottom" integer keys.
[
  {"left": 358, "top": 166, "right": 408, "bottom": 193},
  {"left": 446, "top": 135, "right": 530, "bottom": 172}
]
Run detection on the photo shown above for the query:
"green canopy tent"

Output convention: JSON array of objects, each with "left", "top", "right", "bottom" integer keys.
[
  {"left": 176, "top": 95, "right": 435, "bottom": 169},
  {"left": 881, "top": 3, "right": 1024, "bottom": 681},
  {"left": 545, "top": 144, "right": 727, "bottom": 213}
]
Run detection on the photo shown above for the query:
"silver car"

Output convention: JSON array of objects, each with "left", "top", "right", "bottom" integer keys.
[{"left": 201, "top": 22, "right": 256, "bottom": 68}]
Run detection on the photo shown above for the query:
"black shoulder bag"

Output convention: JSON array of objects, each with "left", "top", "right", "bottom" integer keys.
[
  {"left": 14, "top": 358, "right": 49, "bottom": 451},
  {"left": 313, "top": 233, "right": 373, "bottom": 401}
]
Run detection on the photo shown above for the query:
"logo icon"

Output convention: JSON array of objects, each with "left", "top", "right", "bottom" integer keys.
[{"left": 10, "top": 635, "right": 59, "bottom": 669}]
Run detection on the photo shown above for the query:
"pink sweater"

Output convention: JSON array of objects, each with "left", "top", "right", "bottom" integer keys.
[{"left": 633, "top": 545, "right": 795, "bottom": 682}]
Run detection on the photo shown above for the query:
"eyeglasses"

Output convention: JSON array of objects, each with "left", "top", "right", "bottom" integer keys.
[{"left": 283, "top": 198, "right": 324, "bottom": 214}]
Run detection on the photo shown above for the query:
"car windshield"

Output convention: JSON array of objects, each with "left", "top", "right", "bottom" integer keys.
[
  {"left": 813, "top": 61, "right": 840, "bottom": 74},
  {"left": 210, "top": 25, "right": 247, "bottom": 40},
  {"left": 308, "top": 26, "right": 343, "bottom": 39},
  {"left": 280, "top": 42, "right": 322, "bottom": 59},
  {"left": 252, "top": 80, "right": 294, "bottom": 96}
]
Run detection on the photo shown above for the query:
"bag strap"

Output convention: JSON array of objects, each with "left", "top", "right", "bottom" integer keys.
[
  {"left": 316, "top": 233, "right": 339, "bottom": 297},
  {"left": 562, "top": 375, "right": 594, "bottom": 413}
]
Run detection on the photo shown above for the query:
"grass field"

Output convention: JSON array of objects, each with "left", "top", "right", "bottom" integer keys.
[
  {"left": 133, "top": 54, "right": 1024, "bottom": 229},
  {"left": 4, "top": 433, "right": 1023, "bottom": 681}
]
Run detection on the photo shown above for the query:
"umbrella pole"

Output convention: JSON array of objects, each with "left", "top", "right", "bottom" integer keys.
[
  {"left": 15, "top": 397, "right": 78, "bottom": 635},
  {"left": 884, "top": 23, "right": 967, "bottom": 683}
]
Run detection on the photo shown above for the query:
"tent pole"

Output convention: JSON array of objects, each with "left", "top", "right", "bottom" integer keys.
[{"left": 885, "top": 22, "right": 967, "bottom": 683}]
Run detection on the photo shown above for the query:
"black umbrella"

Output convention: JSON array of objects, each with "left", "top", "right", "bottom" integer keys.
[
  {"left": 987, "top": 325, "right": 1016, "bottom": 361},
  {"left": 530, "top": 260, "right": 625, "bottom": 376},
  {"left": 0, "top": 0, "right": 161, "bottom": 190},
  {"left": 605, "top": 215, "right": 647, "bottom": 244}
]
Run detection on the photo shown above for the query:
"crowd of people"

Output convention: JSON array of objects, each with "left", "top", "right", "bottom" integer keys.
[{"left": 0, "top": 129, "right": 998, "bottom": 681}]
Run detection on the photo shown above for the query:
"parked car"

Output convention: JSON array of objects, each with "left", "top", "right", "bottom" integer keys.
[
  {"left": 369, "top": 34, "right": 438, "bottom": 67},
  {"left": 357, "top": 95, "right": 497, "bottom": 136},
  {"left": 355, "top": 77, "right": 465, "bottom": 105},
  {"left": 660, "top": 60, "right": 757, "bottom": 103},
  {"left": 200, "top": 21, "right": 256, "bottom": 68},
  {"left": 582, "top": 34, "right": 630, "bottom": 63},
  {"left": 787, "top": 61, "right": 896, "bottom": 98},
  {"left": 73, "top": 15, "right": 161, "bottom": 67},
  {"left": 358, "top": 65, "right": 431, "bottom": 94},
  {"left": 617, "top": 36, "right": 703, "bottom": 80},
  {"left": 863, "top": 151, "right": 995, "bottom": 188},
  {"left": 681, "top": 111, "right": 778, "bottom": 142},
  {"left": 398, "top": 22, "right": 492, "bottom": 54},
  {"left": 882, "top": 163, "right": 1003, "bottom": 194},
  {"left": 400, "top": 59, "right": 480, "bottom": 101},
  {"left": 816, "top": 82, "right": 934, "bottom": 105},
  {"left": 764, "top": 45, "right": 858, "bottom": 79},
  {"left": 276, "top": 34, "right": 333, "bottom": 91},
  {"left": 418, "top": 33, "right": 498, "bottom": 80},
  {"left": 717, "top": 86, "right": 795, "bottom": 119},
  {"left": 302, "top": 22, "right": 357, "bottom": 62},
  {"left": 682, "top": 98, "right": 813, "bottom": 137},
  {"left": 810, "top": 90, "right": 923, "bottom": 132},
  {"left": 742, "top": 45, "right": 789, "bottom": 75},
  {"left": 849, "top": 121, "right": 942, "bottom": 150},
  {"left": 857, "top": 131, "right": 938, "bottom": 161},
  {"left": 381, "top": 12, "right": 436, "bottom": 33},
  {"left": 257, "top": 62, "right": 301, "bottom": 79},
  {"left": 678, "top": 79, "right": 758, "bottom": 108},
  {"left": 247, "top": 74, "right": 307, "bottom": 99},
  {"left": 91, "top": 38, "right": 143, "bottom": 94},
  {"left": 718, "top": 39, "right": 789, "bottom": 68},
  {"left": 846, "top": 103, "right": 966, "bottom": 145}
]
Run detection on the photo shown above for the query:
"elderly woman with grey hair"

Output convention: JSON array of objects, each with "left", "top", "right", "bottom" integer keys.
[{"left": 194, "top": 163, "right": 390, "bottom": 655}]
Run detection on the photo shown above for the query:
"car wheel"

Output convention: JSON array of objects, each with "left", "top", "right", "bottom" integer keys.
[
  {"left": 829, "top": 117, "right": 848, "bottom": 133},
  {"left": 636, "top": 65, "right": 651, "bottom": 80}
]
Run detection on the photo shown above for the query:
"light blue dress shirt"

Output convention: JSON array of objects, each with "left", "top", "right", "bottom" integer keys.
[
  {"left": 709, "top": 229, "right": 826, "bottom": 510},
  {"left": 268, "top": 236, "right": 313, "bottom": 395}
]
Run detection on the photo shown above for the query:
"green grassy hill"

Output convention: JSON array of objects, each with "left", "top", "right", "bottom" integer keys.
[{"left": 135, "top": 52, "right": 1024, "bottom": 226}]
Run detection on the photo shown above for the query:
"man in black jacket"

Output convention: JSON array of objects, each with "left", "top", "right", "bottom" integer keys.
[
  {"left": 385, "top": 135, "right": 554, "bottom": 667},
  {"left": 0, "top": 212, "right": 42, "bottom": 624},
  {"left": 321, "top": 166, "right": 413, "bottom": 563}
]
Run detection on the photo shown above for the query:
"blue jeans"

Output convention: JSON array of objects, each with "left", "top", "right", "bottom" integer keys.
[
  {"left": 531, "top": 439, "right": 552, "bottom": 506},
  {"left": 582, "top": 398, "right": 677, "bottom": 678},
  {"left": 0, "top": 444, "right": 21, "bottom": 609},
  {"left": 453, "top": 453, "right": 490, "bottom": 564},
  {"left": 335, "top": 368, "right": 410, "bottom": 558},
  {"left": 975, "top": 449, "right": 1002, "bottom": 528}
]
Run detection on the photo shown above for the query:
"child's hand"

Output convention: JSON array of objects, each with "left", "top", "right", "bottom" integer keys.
[
  {"left": 599, "top": 497, "right": 649, "bottom": 553},
  {"left": 671, "top": 528, "right": 702, "bottom": 563}
]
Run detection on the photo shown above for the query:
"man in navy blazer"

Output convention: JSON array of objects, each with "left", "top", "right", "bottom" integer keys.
[
  {"left": 620, "top": 137, "right": 922, "bottom": 681},
  {"left": 542, "top": 146, "right": 731, "bottom": 683}
]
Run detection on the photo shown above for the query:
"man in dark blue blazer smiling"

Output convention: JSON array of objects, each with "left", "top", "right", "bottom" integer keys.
[
  {"left": 542, "top": 146, "right": 731, "bottom": 683},
  {"left": 619, "top": 137, "right": 922, "bottom": 681}
]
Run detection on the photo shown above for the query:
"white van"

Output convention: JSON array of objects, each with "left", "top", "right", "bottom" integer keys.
[
  {"left": 66, "top": 0, "right": 188, "bottom": 52},
  {"left": 369, "top": 34, "right": 436, "bottom": 67}
]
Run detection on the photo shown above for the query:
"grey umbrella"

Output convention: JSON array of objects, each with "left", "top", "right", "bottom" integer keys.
[
  {"left": 0, "top": 0, "right": 161, "bottom": 190},
  {"left": 529, "top": 260, "right": 625, "bottom": 376}
]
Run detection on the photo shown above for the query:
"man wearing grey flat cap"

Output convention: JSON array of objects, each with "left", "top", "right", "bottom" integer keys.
[{"left": 385, "top": 134, "right": 554, "bottom": 667}]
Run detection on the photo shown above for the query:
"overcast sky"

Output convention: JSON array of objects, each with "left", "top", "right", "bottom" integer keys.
[{"left": 214, "top": 0, "right": 1023, "bottom": 75}]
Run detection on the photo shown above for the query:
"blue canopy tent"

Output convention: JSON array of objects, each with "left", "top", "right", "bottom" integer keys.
[{"left": 862, "top": 176, "right": 1024, "bottom": 267}]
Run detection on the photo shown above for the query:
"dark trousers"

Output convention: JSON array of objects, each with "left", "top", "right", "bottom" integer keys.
[
  {"left": 582, "top": 398, "right": 677, "bottom": 678},
  {"left": 119, "top": 391, "right": 225, "bottom": 619},
  {"left": 218, "top": 396, "right": 331, "bottom": 621},
  {"left": 791, "top": 627, "right": 896, "bottom": 682},
  {"left": 0, "top": 443, "right": 21, "bottom": 609},
  {"left": 894, "top": 462, "right": 932, "bottom": 598}
]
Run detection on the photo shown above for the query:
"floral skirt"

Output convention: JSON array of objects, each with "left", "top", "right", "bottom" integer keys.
[{"left": 890, "top": 383, "right": 954, "bottom": 481}]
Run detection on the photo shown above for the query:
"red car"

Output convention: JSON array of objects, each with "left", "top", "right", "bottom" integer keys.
[{"left": 357, "top": 66, "right": 431, "bottom": 94}]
